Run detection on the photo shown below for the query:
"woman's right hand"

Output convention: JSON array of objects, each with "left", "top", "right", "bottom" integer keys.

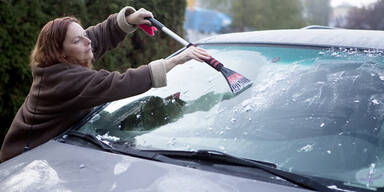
[
  {"left": 126, "top": 8, "right": 153, "bottom": 25},
  {"left": 165, "top": 46, "right": 211, "bottom": 72}
]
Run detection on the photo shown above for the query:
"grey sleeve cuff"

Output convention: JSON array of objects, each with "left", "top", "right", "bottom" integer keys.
[
  {"left": 117, "top": 6, "right": 137, "bottom": 34},
  {"left": 148, "top": 59, "right": 167, "bottom": 88}
]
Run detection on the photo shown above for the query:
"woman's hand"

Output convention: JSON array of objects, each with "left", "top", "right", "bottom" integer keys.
[
  {"left": 165, "top": 46, "right": 211, "bottom": 72},
  {"left": 126, "top": 8, "right": 153, "bottom": 25}
]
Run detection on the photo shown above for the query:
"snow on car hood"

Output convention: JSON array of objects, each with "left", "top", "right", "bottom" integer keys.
[{"left": 0, "top": 140, "right": 311, "bottom": 192}]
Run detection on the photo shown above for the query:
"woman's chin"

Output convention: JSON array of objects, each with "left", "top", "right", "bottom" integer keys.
[
  {"left": 86, "top": 55, "right": 94, "bottom": 68},
  {"left": 85, "top": 54, "right": 94, "bottom": 63}
]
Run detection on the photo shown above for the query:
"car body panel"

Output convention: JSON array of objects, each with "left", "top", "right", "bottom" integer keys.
[
  {"left": 0, "top": 140, "right": 310, "bottom": 192},
  {"left": 197, "top": 29, "right": 384, "bottom": 49}
]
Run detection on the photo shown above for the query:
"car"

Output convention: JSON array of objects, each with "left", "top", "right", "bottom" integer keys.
[{"left": 1, "top": 27, "right": 384, "bottom": 192}]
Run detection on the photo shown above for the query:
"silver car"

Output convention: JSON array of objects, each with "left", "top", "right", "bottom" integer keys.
[{"left": 1, "top": 28, "right": 384, "bottom": 192}]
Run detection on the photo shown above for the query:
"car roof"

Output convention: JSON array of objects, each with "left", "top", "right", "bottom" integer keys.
[{"left": 195, "top": 29, "right": 384, "bottom": 50}]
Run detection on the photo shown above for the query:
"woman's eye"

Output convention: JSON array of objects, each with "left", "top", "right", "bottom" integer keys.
[{"left": 74, "top": 39, "right": 80, "bottom": 44}]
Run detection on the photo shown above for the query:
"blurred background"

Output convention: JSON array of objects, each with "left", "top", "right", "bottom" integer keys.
[
  {"left": 1, "top": 0, "right": 383, "bottom": 149},
  {"left": 184, "top": 0, "right": 384, "bottom": 41}
]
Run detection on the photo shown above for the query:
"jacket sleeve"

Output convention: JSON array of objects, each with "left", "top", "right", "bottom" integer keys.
[
  {"left": 86, "top": 7, "right": 137, "bottom": 60},
  {"left": 50, "top": 64, "right": 153, "bottom": 111}
]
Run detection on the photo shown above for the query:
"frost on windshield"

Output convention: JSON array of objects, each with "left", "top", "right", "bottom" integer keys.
[
  {"left": 77, "top": 45, "right": 384, "bottom": 190},
  {"left": 322, "top": 47, "right": 384, "bottom": 59},
  {"left": 229, "top": 59, "right": 384, "bottom": 137},
  {"left": 216, "top": 58, "right": 384, "bottom": 180}
]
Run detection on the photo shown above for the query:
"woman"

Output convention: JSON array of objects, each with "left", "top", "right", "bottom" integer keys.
[{"left": 0, "top": 6, "right": 210, "bottom": 162}]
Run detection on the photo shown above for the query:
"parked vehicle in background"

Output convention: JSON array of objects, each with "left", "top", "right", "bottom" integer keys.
[{"left": 1, "top": 28, "right": 384, "bottom": 192}]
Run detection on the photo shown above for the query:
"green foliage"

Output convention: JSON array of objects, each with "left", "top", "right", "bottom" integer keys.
[
  {"left": 94, "top": 0, "right": 186, "bottom": 70},
  {"left": 0, "top": 0, "right": 186, "bottom": 148},
  {"left": 0, "top": 0, "right": 45, "bottom": 148},
  {"left": 198, "top": 0, "right": 305, "bottom": 31}
]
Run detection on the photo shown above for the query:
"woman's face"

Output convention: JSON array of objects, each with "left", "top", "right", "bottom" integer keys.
[{"left": 62, "top": 22, "right": 93, "bottom": 64}]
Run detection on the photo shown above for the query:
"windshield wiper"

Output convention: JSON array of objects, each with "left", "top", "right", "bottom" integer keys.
[
  {"left": 59, "top": 130, "right": 178, "bottom": 164},
  {"left": 146, "top": 149, "right": 335, "bottom": 192},
  {"left": 60, "top": 132, "right": 335, "bottom": 191},
  {"left": 148, "top": 149, "right": 277, "bottom": 168}
]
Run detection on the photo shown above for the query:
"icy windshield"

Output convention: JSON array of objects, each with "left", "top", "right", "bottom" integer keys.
[{"left": 78, "top": 44, "right": 384, "bottom": 190}]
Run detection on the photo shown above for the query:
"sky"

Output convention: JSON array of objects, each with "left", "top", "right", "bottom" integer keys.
[{"left": 331, "top": 0, "right": 378, "bottom": 7}]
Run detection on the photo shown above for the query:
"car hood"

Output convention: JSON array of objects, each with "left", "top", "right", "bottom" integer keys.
[{"left": 0, "top": 140, "right": 311, "bottom": 192}]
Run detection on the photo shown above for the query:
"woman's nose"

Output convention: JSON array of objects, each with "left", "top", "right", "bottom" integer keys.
[{"left": 83, "top": 36, "right": 91, "bottom": 45}]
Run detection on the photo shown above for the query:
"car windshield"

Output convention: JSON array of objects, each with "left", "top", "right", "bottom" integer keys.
[{"left": 77, "top": 44, "right": 384, "bottom": 190}]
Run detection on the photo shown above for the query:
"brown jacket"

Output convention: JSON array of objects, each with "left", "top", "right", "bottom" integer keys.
[{"left": 0, "top": 7, "right": 167, "bottom": 162}]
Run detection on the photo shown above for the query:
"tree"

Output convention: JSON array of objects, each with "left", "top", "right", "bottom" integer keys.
[
  {"left": 0, "top": 0, "right": 45, "bottom": 150},
  {"left": 198, "top": 0, "right": 305, "bottom": 31},
  {"left": 0, "top": 0, "right": 186, "bottom": 148},
  {"left": 302, "top": 0, "right": 331, "bottom": 26},
  {"left": 197, "top": 0, "right": 231, "bottom": 14},
  {"left": 342, "top": 0, "right": 384, "bottom": 30},
  {"left": 95, "top": 0, "right": 187, "bottom": 70}
]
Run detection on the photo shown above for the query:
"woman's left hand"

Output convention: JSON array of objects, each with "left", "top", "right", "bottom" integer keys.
[
  {"left": 126, "top": 8, "right": 153, "bottom": 25},
  {"left": 173, "top": 46, "right": 211, "bottom": 65},
  {"left": 164, "top": 46, "right": 211, "bottom": 72}
]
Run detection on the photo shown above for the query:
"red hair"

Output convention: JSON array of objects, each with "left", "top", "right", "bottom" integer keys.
[{"left": 30, "top": 16, "right": 88, "bottom": 67}]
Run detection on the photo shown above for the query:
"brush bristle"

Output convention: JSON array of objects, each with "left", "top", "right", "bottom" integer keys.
[
  {"left": 220, "top": 67, "right": 252, "bottom": 94},
  {"left": 230, "top": 76, "right": 252, "bottom": 94}
]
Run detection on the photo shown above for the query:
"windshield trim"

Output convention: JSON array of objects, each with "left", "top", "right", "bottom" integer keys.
[{"left": 195, "top": 42, "right": 384, "bottom": 53}]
